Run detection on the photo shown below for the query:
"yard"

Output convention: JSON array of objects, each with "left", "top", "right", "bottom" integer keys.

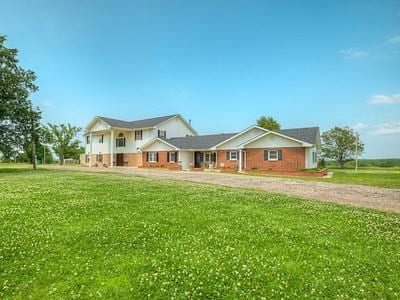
[
  {"left": 0, "top": 165, "right": 399, "bottom": 298},
  {"left": 247, "top": 167, "right": 400, "bottom": 189}
]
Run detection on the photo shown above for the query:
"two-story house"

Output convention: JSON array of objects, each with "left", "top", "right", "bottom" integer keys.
[{"left": 83, "top": 114, "right": 197, "bottom": 167}]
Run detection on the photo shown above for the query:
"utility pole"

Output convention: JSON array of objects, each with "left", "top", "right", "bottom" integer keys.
[{"left": 355, "top": 133, "right": 358, "bottom": 172}]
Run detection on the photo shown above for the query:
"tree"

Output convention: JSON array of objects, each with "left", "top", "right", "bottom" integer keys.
[
  {"left": 256, "top": 116, "right": 281, "bottom": 130},
  {"left": 321, "top": 127, "right": 364, "bottom": 169},
  {"left": 20, "top": 125, "right": 54, "bottom": 164},
  {"left": 0, "top": 35, "right": 39, "bottom": 162},
  {"left": 46, "top": 123, "right": 82, "bottom": 165}
]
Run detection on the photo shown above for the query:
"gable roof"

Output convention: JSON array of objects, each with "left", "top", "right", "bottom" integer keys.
[
  {"left": 165, "top": 133, "right": 237, "bottom": 150},
  {"left": 277, "top": 127, "right": 319, "bottom": 145},
  {"left": 96, "top": 114, "right": 179, "bottom": 129}
]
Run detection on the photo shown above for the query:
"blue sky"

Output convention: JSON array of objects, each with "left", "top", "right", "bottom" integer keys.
[{"left": 1, "top": 0, "right": 399, "bottom": 158}]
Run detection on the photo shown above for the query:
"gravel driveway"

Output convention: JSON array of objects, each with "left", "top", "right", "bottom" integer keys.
[{"left": 49, "top": 166, "right": 400, "bottom": 213}]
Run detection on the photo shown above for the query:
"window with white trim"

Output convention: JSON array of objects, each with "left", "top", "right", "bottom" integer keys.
[
  {"left": 268, "top": 150, "right": 278, "bottom": 161},
  {"left": 116, "top": 133, "right": 126, "bottom": 147},
  {"left": 135, "top": 130, "right": 142, "bottom": 140},
  {"left": 98, "top": 134, "right": 103, "bottom": 143},
  {"left": 86, "top": 135, "right": 90, "bottom": 144},
  {"left": 169, "top": 152, "right": 176, "bottom": 163},
  {"left": 148, "top": 152, "right": 157, "bottom": 163},
  {"left": 229, "top": 151, "right": 238, "bottom": 160}
]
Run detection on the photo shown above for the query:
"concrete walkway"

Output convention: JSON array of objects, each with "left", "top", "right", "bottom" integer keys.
[{"left": 47, "top": 166, "right": 400, "bottom": 213}]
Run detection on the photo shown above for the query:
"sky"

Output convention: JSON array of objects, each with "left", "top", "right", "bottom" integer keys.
[{"left": 1, "top": 0, "right": 399, "bottom": 158}]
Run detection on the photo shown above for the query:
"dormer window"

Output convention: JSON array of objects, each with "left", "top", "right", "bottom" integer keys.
[{"left": 116, "top": 133, "right": 126, "bottom": 147}]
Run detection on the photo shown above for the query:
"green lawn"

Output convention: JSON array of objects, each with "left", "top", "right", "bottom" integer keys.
[
  {"left": 1, "top": 166, "right": 400, "bottom": 298},
  {"left": 323, "top": 168, "right": 400, "bottom": 189},
  {"left": 246, "top": 167, "right": 400, "bottom": 189}
]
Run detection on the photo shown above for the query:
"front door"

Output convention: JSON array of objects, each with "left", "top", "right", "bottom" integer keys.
[
  {"left": 116, "top": 153, "right": 124, "bottom": 166},
  {"left": 194, "top": 152, "right": 203, "bottom": 168}
]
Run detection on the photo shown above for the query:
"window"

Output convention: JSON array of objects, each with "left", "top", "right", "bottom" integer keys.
[
  {"left": 97, "top": 154, "right": 103, "bottom": 163},
  {"left": 269, "top": 150, "right": 278, "bottom": 160},
  {"left": 135, "top": 130, "right": 143, "bottom": 140},
  {"left": 312, "top": 152, "right": 317, "bottom": 164},
  {"left": 98, "top": 134, "right": 103, "bottom": 143},
  {"left": 169, "top": 152, "right": 176, "bottom": 163},
  {"left": 148, "top": 152, "right": 157, "bottom": 163},
  {"left": 86, "top": 135, "right": 90, "bottom": 144},
  {"left": 158, "top": 130, "right": 167, "bottom": 138},
  {"left": 229, "top": 151, "right": 238, "bottom": 160},
  {"left": 116, "top": 133, "right": 126, "bottom": 147},
  {"left": 85, "top": 154, "right": 89, "bottom": 163}
]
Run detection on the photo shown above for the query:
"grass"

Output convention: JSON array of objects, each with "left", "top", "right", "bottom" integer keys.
[
  {"left": 245, "top": 167, "right": 400, "bottom": 189},
  {"left": 0, "top": 166, "right": 400, "bottom": 299}
]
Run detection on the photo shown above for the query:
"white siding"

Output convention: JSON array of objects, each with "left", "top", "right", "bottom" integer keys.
[
  {"left": 217, "top": 127, "right": 265, "bottom": 150},
  {"left": 142, "top": 140, "right": 176, "bottom": 152},
  {"left": 91, "top": 119, "right": 109, "bottom": 131},
  {"left": 180, "top": 151, "right": 193, "bottom": 170},
  {"left": 90, "top": 132, "right": 111, "bottom": 154},
  {"left": 305, "top": 146, "right": 317, "bottom": 168},
  {"left": 155, "top": 116, "right": 196, "bottom": 138},
  {"left": 244, "top": 133, "right": 303, "bottom": 148}
]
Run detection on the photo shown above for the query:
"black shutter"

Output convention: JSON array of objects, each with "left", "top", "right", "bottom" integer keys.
[
  {"left": 264, "top": 150, "right": 268, "bottom": 161},
  {"left": 278, "top": 150, "right": 282, "bottom": 160},
  {"left": 175, "top": 152, "right": 178, "bottom": 162},
  {"left": 146, "top": 152, "right": 149, "bottom": 162},
  {"left": 226, "top": 151, "right": 230, "bottom": 160},
  {"left": 158, "top": 130, "right": 160, "bottom": 138},
  {"left": 156, "top": 152, "right": 159, "bottom": 162},
  {"left": 167, "top": 152, "right": 170, "bottom": 162},
  {"left": 237, "top": 151, "right": 240, "bottom": 159}
]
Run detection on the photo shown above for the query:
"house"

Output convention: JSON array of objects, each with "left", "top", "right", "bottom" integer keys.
[{"left": 83, "top": 114, "right": 321, "bottom": 172}]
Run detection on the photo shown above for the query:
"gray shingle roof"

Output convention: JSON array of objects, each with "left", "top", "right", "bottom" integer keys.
[
  {"left": 278, "top": 127, "right": 319, "bottom": 145},
  {"left": 163, "top": 127, "right": 319, "bottom": 150},
  {"left": 97, "top": 114, "right": 178, "bottom": 129},
  {"left": 166, "top": 133, "right": 237, "bottom": 150}
]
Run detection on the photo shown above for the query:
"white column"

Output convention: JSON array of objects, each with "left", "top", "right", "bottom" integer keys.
[
  {"left": 238, "top": 149, "right": 242, "bottom": 172},
  {"left": 110, "top": 129, "right": 114, "bottom": 167},
  {"left": 89, "top": 132, "right": 93, "bottom": 167}
]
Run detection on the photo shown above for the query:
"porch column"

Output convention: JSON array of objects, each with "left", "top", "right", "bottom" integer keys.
[
  {"left": 110, "top": 129, "right": 114, "bottom": 167},
  {"left": 89, "top": 132, "right": 93, "bottom": 167},
  {"left": 238, "top": 149, "right": 242, "bottom": 172}
]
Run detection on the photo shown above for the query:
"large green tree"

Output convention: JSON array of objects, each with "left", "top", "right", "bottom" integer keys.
[
  {"left": 0, "top": 34, "right": 40, "bottom": 166},
  {"left": 256, "top": 116, "right": 281, "bottom": 130},
  {"left": 321, "top": 127, "right": 364, "bottom": 169},
  {"left": 46, "top": 123, "right": 82, "bottom": 165}
]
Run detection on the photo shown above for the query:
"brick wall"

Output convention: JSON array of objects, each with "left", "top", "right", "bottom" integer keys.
[
  {"left": 125, "top": 153, "right": 142, "bottom": 167},
  {"left": 216, "top": 150, "right": 240, "bottom": 171},
  {"left": 142, "top": 151, "right": 180, "bottom": 170},
  {"left": 245, "top": 147, "right": 305, "bottom": 172}
]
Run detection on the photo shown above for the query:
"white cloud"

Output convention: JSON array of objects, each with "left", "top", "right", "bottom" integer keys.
[
  {"left": 339, "top": 48, "right": 368, "bottom": 59},
  {"left": 369, "top": 94, "right": 400, "bottom": 104},
  {"left": 40, "top": 100, "right": 53, "bottom": 107},
  {"left": 388, "top": 35, "right": 400, "bottom": 44},
  {"left": 370, "top": 122, "right": 400, "bottom": 136},
  {"left": 352, "top": 122, "right": 368, "bottom": 130}
]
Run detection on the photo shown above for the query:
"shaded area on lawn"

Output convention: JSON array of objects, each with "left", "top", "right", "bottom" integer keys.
[{"left": 0, "top": 168, "right": 399, "bottom": 298}]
